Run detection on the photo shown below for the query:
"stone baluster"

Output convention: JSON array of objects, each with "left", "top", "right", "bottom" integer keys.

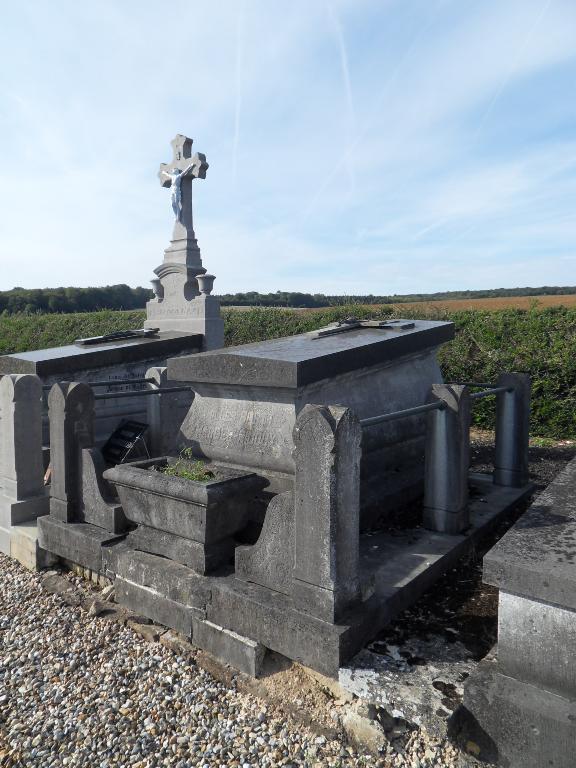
[
  {"left": 292, "top": 404, "right": 362, "bottom": 622},
  {"left": 49, "top": 382, "right": 94, "bottom": 522},
  {"left": 494, "top": 373, "right": 531, "bottom": 488},
  {"left": 146, "top": 366, "right": 194, "bottom": 457},
  {"left": 423, "top": 384, "right": 471, "bottom": 534},
  {"left": 0, "top": 374, "right": 48, "bottom": 536}
]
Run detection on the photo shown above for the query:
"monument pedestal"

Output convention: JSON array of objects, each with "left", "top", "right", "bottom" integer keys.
[
  {"left": 461, "top": 456, "right": 576, "bottom": 767},
  {"left": 145, "top": 295, "right": 223, "bottom": 349}
]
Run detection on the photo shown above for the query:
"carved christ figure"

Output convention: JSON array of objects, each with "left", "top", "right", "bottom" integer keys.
[{"left": 160, "top": 163, "right": 196, "bottom": 222}]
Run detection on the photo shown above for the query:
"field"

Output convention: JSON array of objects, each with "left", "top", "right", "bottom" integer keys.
[
  {"left": 0, "top": 304, "right": 574, "bottom": 440},
  {"left": 259, "top": 294, "right": 576, "bottom": 315},
  {"left": 389, "top": 294, "right": 576, "bottom": 313}
]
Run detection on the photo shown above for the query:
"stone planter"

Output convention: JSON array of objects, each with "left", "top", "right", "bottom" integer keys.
[{"left": 103, "top": 457, "right": 265, "bottom": 573}]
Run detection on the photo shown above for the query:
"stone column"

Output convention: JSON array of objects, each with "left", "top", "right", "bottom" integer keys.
[
  {"left": 146, "top": 367, "right": 194, "bottom": 456},
  {"left": 494, "top": 373, "right": 530, "bottom": 488},
  {"left": 49, "top": 382, "right": 94, "bottom": 522},
  {"left": 0, "top": 374, "right": 48, "bottom": 527},
  {"left": 292, "top": 404, "right": 362, "bottom": 622},
  {"left": 423, "top": 384, "right": 471, "bottom": 534}
]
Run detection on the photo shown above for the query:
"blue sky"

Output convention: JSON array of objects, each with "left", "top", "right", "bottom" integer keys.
[{"left": 0, "top": 0, "right": 575, "bottom": 295}]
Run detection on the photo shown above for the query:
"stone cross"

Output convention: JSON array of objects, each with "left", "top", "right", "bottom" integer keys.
[
  {"left": 144, "top": 134, "right": 224, "bottom": 349},
  {"left": 158, "top": 135, "right": 208, "bottom": 251}
]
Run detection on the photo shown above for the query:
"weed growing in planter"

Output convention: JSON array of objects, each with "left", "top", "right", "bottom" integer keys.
[{"left": 157, "top": 447, "right": 214, "bottom": 483}]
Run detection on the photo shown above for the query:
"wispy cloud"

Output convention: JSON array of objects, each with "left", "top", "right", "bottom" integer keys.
[
  {"left": 325, "top": 0, "right": 356, "bottom": 195},
  {"left": 300, "top": 0, "right": 444, "bottom": 222},
  {"left": 232, "top": 0, "right": 246, "bottom": 185},
  {"left": 473, "top": 0, "right": 554, "bottom": 142}
]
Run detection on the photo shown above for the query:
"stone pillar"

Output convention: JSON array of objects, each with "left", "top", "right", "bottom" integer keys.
[
  {"left": 0, "top": 374, "right": 48, "bottom": 529},
  {"left": 292, "top": 404, "right": 362, "bottom": 622},
  {"left": 146, "top": 367, "right": 194, "bottom": 456},
  {"left": 423, "top": 384, "right": 471, "bottom": 534},
  {"left": 494, "top": 373, "right": 530, "bottom": 488},
  {"left": 49, "top": 382, "right": 94, "bottom": 522}
]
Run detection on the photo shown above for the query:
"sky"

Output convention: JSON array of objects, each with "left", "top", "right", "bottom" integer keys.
[{"left": 0, "top": 0, "right": 575, "bottom": 295}]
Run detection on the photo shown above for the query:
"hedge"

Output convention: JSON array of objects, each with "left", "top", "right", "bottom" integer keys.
[{"left": 0, "top": 305, "right": 573, "bottom": 439}]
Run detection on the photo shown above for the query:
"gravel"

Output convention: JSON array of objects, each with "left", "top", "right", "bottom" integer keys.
[{"left": 0, "top": 554, "right": 466, "bottom": 768}]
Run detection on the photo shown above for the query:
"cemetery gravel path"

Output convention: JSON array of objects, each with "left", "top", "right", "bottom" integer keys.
[{"left": 0, "top": 554, "right": 467, "bottom": 768}]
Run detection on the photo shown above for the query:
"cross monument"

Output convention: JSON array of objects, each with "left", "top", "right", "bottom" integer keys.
[{"left": 145, "top": 135, "right": 224, "bottom": 349}]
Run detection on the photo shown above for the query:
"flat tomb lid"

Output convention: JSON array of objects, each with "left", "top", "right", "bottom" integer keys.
[
  {"left": 169, "top": 318, "right": 454, "bottom": 388},
  {"left": 0, "top": 331, "right": 203, "bottom": 377}
]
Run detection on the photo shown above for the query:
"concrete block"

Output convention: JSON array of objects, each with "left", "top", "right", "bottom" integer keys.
[
  {"left": 113, "top": 548, "right": 211, "bottom": 610},
  {"left": 498, "top": 591, "right": 576, "bottom": 698},
  {"left": 0, "top": 494, "right": 49, "bottom": 527},
  {"left": 10, "top": 521, "right": 57, "bottom": 571},
  {"left": 483, "top": 457, "right": 576, "bottom": 610},
  {"left": 461, "top": 659, "right": 576, "bottom": 768},
  {"left": 209, "top": 576, "right": 349, "bottom": 678},
  {"left": 101, "top": 539, "right": 133, "bottom": 579},
  {"left": 126, "top": 525, "right": 234, "bottom": 574},
  {"left": 192, "top": 618, "right": 266, "bottom": 677},
  {"left": 38, "top": 515, "right": 123, "bottom": 573},
  {"left": 115, "top": 577, "right": 200, "bottom": 637}
]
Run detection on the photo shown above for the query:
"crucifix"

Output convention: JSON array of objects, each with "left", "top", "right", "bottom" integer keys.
[
  {"left": 144, "top": 134, "right": 224, "bottom": 348},
  {"left": 158, "top": 134, "right": 209, "bottom": 267}
]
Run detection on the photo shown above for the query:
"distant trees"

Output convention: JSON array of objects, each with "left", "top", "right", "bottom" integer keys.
[
  {"left": 0, "top": 284, "right": 575, "bottom": 315},
  {"left": 0, "top": 285, "right": 153, "bottom": 315}
]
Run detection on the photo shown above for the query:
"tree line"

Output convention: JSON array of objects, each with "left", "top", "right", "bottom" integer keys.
[
  {"left": 0, "top": 285, "right": 153, "bottom": 314},
  {"left": 0, "top": 284, "right": 575, "bottom": 314}
]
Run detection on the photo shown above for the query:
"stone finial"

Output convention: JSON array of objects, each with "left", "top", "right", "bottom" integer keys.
[
  {"left": 48, "top": 382, "right": 95, "bottom": 522},
  {"left": 150, "top": 278, "right": 164, "bottom": 300},
  {"left": 0, "top": 374, "right": 45, "bottom": 503},
  {"left": 197, "top": 274, "right": 215, "bottom": 296}
]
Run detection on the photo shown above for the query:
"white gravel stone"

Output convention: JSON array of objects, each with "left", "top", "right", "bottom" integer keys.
[{"left": 0, "top": 554, "right": 477, "bottom": 767}]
